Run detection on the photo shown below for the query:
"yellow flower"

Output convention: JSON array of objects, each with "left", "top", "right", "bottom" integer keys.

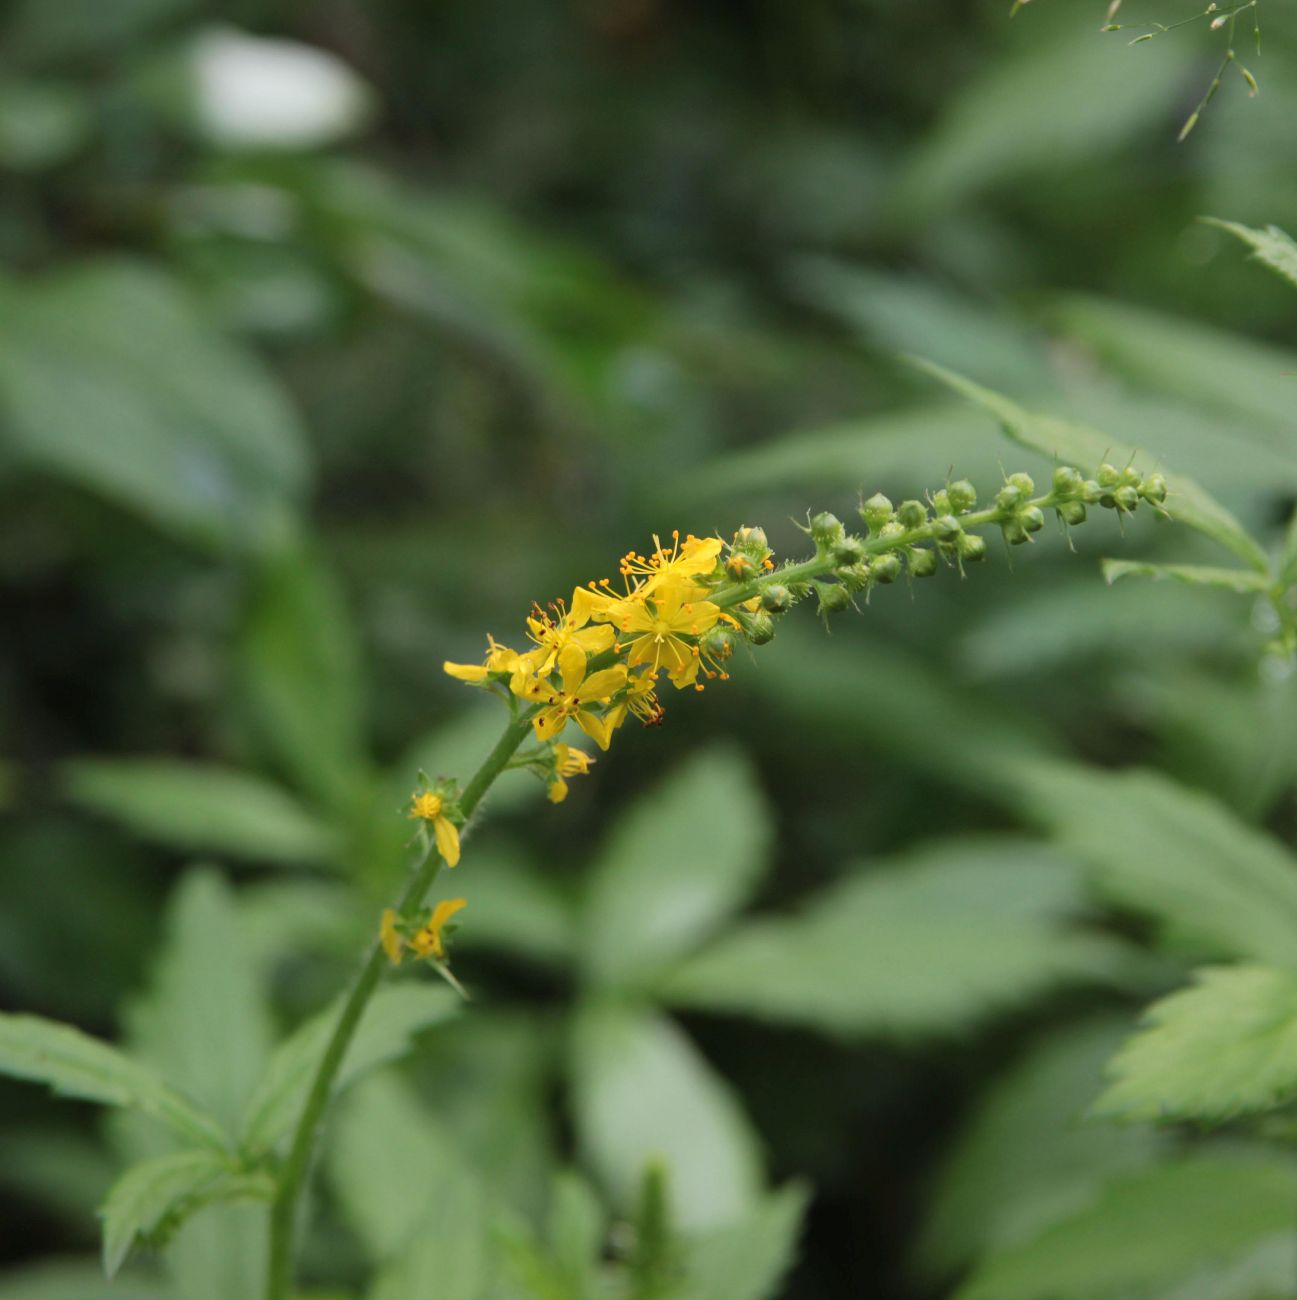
[
  {"left": 547, "top": 741, "right": 595, "bottom": 803},
  {"left": 604, "top": 670, "right": 664, "bottom": 732},
  {"left": 443, "top": 635, "right": 523, "bottom": 683},
  {"left": 409, "top": 898, "right": 467, "bottom": 962},
  {"left": 612, "top": 579, "right": 720, "bottom": 688},
  {"left": 520, "top": 597, "right": 616, "bottom": 680},
  {"left": 618, "top": 532, "right": 722, "bottom": 596},
  {"left": 409, "top": 791, "right": 461, "bottom": 867},
  {"left": 379, "top": 908, "right": 404, "bottom": 966},
  {"left": 524, "top": 644, "right": 627, "bottom": 750}
]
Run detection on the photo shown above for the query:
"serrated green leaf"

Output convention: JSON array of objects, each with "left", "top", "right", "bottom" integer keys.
[
  {"left": 662, "top": 839, "right": 1134, "bottom": 1038},
  {"left": 0, "top": 1014, "right": 226, "bottom": 1151},
  {"left": 1101, "top": 559, "right": 1270, "bottom": 595},
  {"left": 954, "top": 1156, "right": 1297, "bottom": 1300},
  {"left": 63, "top": 759, "right": 338, "bottom": 866},
  {"left": 917, "top": 1018, "right": 1166, "bottom": 1280},
  {"left": 1096, "top": 966, "right": 1297, "bottom": 1125},
  {"left": 100, "top": 1149, "right": 271, "bottom": 1278},
  {"left": 1010, "top": 762, "right": 1297, "bottom": 968},
  {"left": 126, "top": 870, "right": 272, "bottom": 1137},
  {"left": 913, "top": 358, "right": 1270, "bottom": 572},
  {"left": 580, "top": 747, "right": 772, "bottom": 989},
  {"left": 571, "top": 1006, "right": 760, "bottom": 1231},
  {"left": 0, "top": 260, "right": 307, "bottom": 553},
  {"left": 674, "top": 1184, "right": 808, "bottom": 1300},
  {"left": 1203, "top": 219, "right": 1297, "bottom": 292},
  {"left": 240, "top": 983, "right": 457, "bottom": 1154}
]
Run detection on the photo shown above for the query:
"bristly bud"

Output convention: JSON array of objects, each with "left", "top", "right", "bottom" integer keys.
[
  {"left": 897, "top": 499, "right": 928, "bottom": 530},
  {"left": 725, "top": 552, "right": 757, "bottom": 580},
  {"left": 1057, "top": 500, "right": 1088, "bottom": 526},
  {"left": 860, "top": 493, "right": 894, "bottom": 533},
  {"left": 1097, "top": 463, "right": 1121, "bottom": 488},
  {"left": 760, "top": 584, "right": 792, "bottom": 614},
  {"left": 878, "top": 521, "right": 906, "bottom": 542},
  {"left": 1020, "top": 506, "right": 1045, "bottom": 534},
  {"left": 838, "top": 562, "right": 872, "bottom": 594},
  {"left": 958, "top": 533, "right": 987, "bottom": 563},
  {"left": 733, "top": 525, "right": 768, "bottom": 550},
  {"left": 1052, "top": 465, "right": 1083, "bottom": 496},
  {"left": 832, "top": 534, "right": 867, "bottom": 566},
  {"left": 871, "top": 553, "right": 901, "bottom": 584},
  {"left": 1140, "top": 473, "right": 1168, "bottom": 505},
  {"left": 931, "top": 515, "right": 962, "bottom": 544},
  {"left": 995, "top": 483, "right": 1023, "bottom": 512},
  {"left": 1002, "top": 518, "right": 1029, "bottom": 546},
  {"left": 810, "top": 511, "right": 844, "bottom": 549},
  {"left": 1080, "top": 479, "right": 1103, "bottom": 504},
  {"left": 1006, "top": 472, "right": 1035, "bottom": 497},
  {"left": 739, "top": 608, "right": 776, "bottom": 645},
  {"left": 946, "top": 479, "right": 977, "bottom": 513},
  {"left": 815, "top": 581, "right": 851, "bottom": 614},
  {"left": 908, "top": 547, "right": 938, "bottom": 578},
  {"left": 1113, "top": 484, "right": 1140, "bottom": 513}
]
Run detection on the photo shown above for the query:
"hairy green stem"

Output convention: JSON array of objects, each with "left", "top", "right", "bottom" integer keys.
[{"left": 265, "top": 711, "right": 536, "bottom": 1300}]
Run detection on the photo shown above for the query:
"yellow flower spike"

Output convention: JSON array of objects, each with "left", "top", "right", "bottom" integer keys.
[
  {"left": 379, "top": 908, "right": 404, "bottom": 966},
  {"left": 528, "top": 644, "right": 627, "bottom": 750},
  {"left": 408, "top": 791, "right": 461, "bottom": 867},
  {"left": 409, "top": 898, "right": 468, "bottom": 962}
]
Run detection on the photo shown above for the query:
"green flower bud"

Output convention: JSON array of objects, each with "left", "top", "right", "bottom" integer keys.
[
  {"left": 931, "top": 514, "right": 962, "bottom": 543},
  {"left": 725, "top": 552, "right": 757, "bottom": 580},
  {"left": 1114, "top": 484, "right": 1140, "bottom": 512},
  {"left": 1052, "top": 465, "right": 1083, "bottom": 496},
  {"left": 1097, "top": 462, "right": 1121, "bottom": 488},
  {"left": 1020, "top": 506, "right": 1045, "bottom": 533},
  {"left": 1119, "top": 466, "right": 1142, "bottom": 489},
  {"left": 1140, "top": 473, "right": 1168, "bottom": 504},
  {"left": 897, "top": 499, "right": 928, "bottom": 530},
  {"left": 1080, "top": 479, "right": 1103, "bottom": 504},
  {"left": 931, "top": 488, "right": 953, "bottom": 515},
  {"left": 743, "top": 609, "right": 776, "bottom": 645},
  {"left": 1056, "top": 500, "right": 1087, "bottom": 526},
  {"left": 810, "top": 511, "right": 844, "bottom": 548},
  {"left": 879, "top": 521, "right": 906, "bottom": 541},
  {"left": 1007, "top": 471, "right": 1035, "bottom": 497},
  {"left": 732, "top": 524, "right": 768, "bottom": 550},
  {"left": 837, "top": 562, "right": 872, "bottom": 594},
  {"left": 871, "top": 553, "right": 901, "bottom": 584},
  {"left": 787, "top": 581, "right": 814, "bottom": 600},
  {"left": 995, "top": 483, "right": 1023, "bottom": 512},
  {"left": 860, "top": 492, "right": 894, "bottom": 532},
  {"left": 815, "top": 581, "right": 852, "bottom": 614},
  {"left": 946, "top": 479, "right": 977, "bottom": 513},
  {"left": 908, "top": 547, "right": 938, "bottom": 578},
  {"left": 700, "top": 626, "right": 739, "bottom": 660},
  {"left": 958, "top": 533, "right": 987, "bottom": 563},
  {"left": 760, "top": 584, "right": 792, "bottom": 614},
  {"left": 832, "top": 535, "right": 867, "bottom": 565},
  {"left": 1002, "top": 518, "right": 1029, "bottom": 546}
]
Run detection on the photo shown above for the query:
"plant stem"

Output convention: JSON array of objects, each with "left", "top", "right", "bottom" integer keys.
[{"left": 265, "top": 711, "right": 536, "bottom": 1300}]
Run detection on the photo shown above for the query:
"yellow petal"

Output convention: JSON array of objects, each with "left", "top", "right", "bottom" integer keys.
[
  {"left": 532, "top": 708, "right": 565, "bottom": 741},
  {"left": 578, "top": 665, "right": 627, "bottom": 702},
  {"left": 547, "top": 776, "right": 568, "bottom": 803},
  {"left": 429, "top": 897, "right": 467, "bottom": 930},
  {"left": 575, "top": 624, "right": 616, "bottom": 654},
  {"left": 576, "top": 709, "right": 613, "bottom": 751},
  {"left": 379, "top": 909, "right": 404, "bottom": 966},
  {"left": 443, "top": 661, "right": 489, "bottom": 683},
  {"left": 434, "top": 815, "right": 461, "bottom": 867},
  {"left": 558, "top": 642, "right": 587, "bottom": 694},
  {"left": 570, "top": 586, "right": 617, "bottom": 626}
]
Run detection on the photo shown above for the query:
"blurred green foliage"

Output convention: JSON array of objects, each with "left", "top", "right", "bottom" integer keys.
[{"left": 2, "top": 0, "right": 1297, "bottom": 1296}]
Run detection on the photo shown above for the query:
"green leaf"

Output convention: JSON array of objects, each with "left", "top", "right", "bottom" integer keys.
[
  {"left": 366, "top": 1177, "right": 490, "bottom": 1300},
  {"left": 0, "top": 1259, "right": 171, "bottom": 1300},
  {"left": 1101, "top": 559, "right": 1271, "bottom": 595},
  {"left": 580, "top": 747, "right": 772, "bottom": 989},
  {"left": 571, "top": 1005, "right": 761, "bottom": 1231},
  {"left": 0, "top": 1013, "right": 226, "bottom": 1151},
  {"left": 1203, "top": 219, "right": 1297, "bottom": 292},
  {"left": 100, "top": 1149, "right": 271, "bottom": 1279},
  {"left": 912, "top": 358, "right": 1270, "bottom": 572},
  {"left": 674, "top": 1184, "right": 808, "bottom": 1300},
  {"left": 1095, "top": 966, "right": 1297, "bottom": 1126},
  {"left": 662, "top": 839, "right": 1134, "bottom": 1038},
  {"left": 0, "top": 261, "right": 308, "bottom": 553},
  {"left": 163, "top": 1204, "right": 266, "bottom": 1300},
  {"left": 1281, "top": 507, "right": 1297, "bottom": 590},
  {"left": 1011, "top": 762, "right": 1297, "bottom": 968},
  {"left": 238, "top": 543, "right": 367, "bottom": 808},
  {"left": 240, "top": 983, "right": 458, "bottom": 1154},
  {"left": 126, "top": 870, "right": 272, "bottom": 1137},
  {"left": 917, "top": 1017, "right": 1166, "bottom": 1280},
  {"left": 953, "top": 1156, "right": 1297, "bottom": 1300},
  {"left": 546, "top": 1171, "right": 605, "bottom": 1298},
  {"left": 62, "top": 759, "right": 339, "bottom": 867}
]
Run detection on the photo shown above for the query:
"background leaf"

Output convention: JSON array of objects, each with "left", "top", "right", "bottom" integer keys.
[{"left": 1204, "top": 219, "right": 1297, "bottom": 291}]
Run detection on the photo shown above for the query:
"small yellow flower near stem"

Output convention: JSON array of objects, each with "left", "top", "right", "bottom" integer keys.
[
  {"left": 409, "top": 791, "right": 461, "bottom": 867},
  {"left": 409, "top": 898, "right": 467, "bottom": 962},
  {"left": 379, "top": 908, "right": 404, "bottom": 966},
  {"left": 524, "top": 644, "right": 628, "bottom": 750},
  {"left": 548, "top": 741, "right": 595, "bottom": 802},
  {"left": 444, "top": 635, "right": 524, "bottom": 683}
]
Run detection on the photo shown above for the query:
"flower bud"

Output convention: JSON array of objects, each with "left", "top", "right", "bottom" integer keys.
[
  {"left": 1002, "top": 518, "right": 1029, "bottom": 546},
  {"left": 1020, "top": 506, "right": 1045, "bottom": 533},
  {"left": 815, "top": 581, "right": 852, "bottom": 614},
  {"left": 931, "top": 488, "right": 953, "bottom": 515},
  {"left": 1056, "top": 500, "right": 1087, "bottom": 526},
  {"left": 837, "top": 562, "right": 871, "bottom": 594},
  {"left": 700, "top": 626, "right": 739, "bottom": 660},
  {"left": 946, "top": 479, "right": 977, "bottom": 513},
  {"left": 832, "top": 535, "right": 867, "bottom": 565},
  {"left": 931, "top": 514, "right": 961, "bottom": 543},
  {"left": 958, "top": 533, "right": 987, "bottom": 563},
  {"left": 897, "top": 499, "right": 928, "bottom": 530},
  {"left": 725, "top": 552, "right": 757, "bottom": 580},
  {"left": 879, "top": 521, "right": 905, "bottom": 541},
  {"left": 732, "top": 524, "right": 768, "bottom": 550},
  {"left": 1140, "top": 473, "right": 1168, "bottom": 504},
  {"left": 741, "top": 609, "right": 776, "bottom": 645},
  {"left": 1080, "top": 479, "right": 1103, "bottom": 504},
  {"left": 810, "top": 511, "right": 844, "bottom": 548},
  {"left": 871, "top": 553, "right": 901, "bottom": 584},
  {"left": 908, "top": 547, "right": 938, "bottom": 578},
  {"left": 995, "top": 483, "right": 1023, "bottom": 512},
  {"left": 1097, "top": 462, "right": 1121, "bottom": 488},
  {"left": 1007, "top": 472, "right": 1035, "bottom": 497},
  {"left": 1113, "top": 484, "right": 1140, "bottom": 512},
  {"left": 1052, "top": 465, "right": 1083, "bottom": 496},
  {"left": 760, "top": 584, "right": 792, "bottom": 614},
  {"left": 860, "top": 492, "right": 894, "bottom": 532}
]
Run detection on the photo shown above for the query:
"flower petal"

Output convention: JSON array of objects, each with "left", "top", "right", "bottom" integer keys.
[{"left": 434, "top": 815, "right": 461, "bottom": 867}]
